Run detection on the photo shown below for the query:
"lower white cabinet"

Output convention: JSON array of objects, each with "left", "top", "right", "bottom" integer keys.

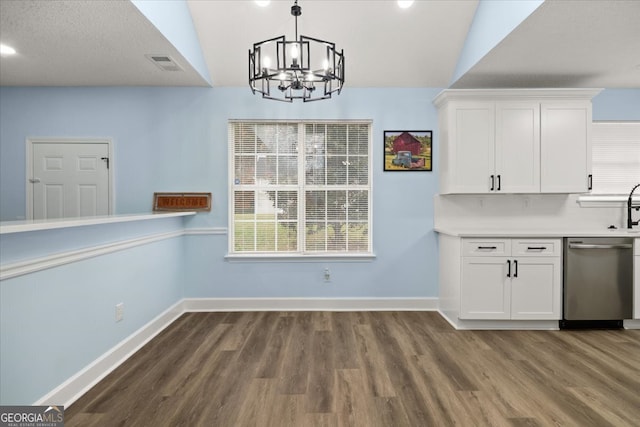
[
  {"left": 460, "top": 238, "right": 561, "bottom": 320},
  {"left": 634, "top": 240, "right": 639, "bottom": 319}
]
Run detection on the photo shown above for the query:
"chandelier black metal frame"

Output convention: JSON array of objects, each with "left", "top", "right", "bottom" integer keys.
[{"left": 248, "top": 0, "right": 345, "bottom": 102}]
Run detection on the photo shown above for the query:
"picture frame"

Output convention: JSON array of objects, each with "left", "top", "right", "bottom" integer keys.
[{"left": 383, "top": 130, "right": 432, "bottom": 171}]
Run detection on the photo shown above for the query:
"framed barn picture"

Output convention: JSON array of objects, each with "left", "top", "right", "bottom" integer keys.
[{"left": 384, "top": 130, "right": 432, "bottom": 171}]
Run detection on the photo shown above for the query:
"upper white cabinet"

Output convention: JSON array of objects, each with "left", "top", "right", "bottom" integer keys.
[
  {"left": 449, "top": 102, "right": 495, "bottom": 193},
  {"left": 540, "top": 102, "right": 592, "bottom": 193},
  {"left": 496, "top": 102, "right": 540, "bottom": 193},
  {"left": 434, "top": 89, "right": 601, "bottom": 194}
]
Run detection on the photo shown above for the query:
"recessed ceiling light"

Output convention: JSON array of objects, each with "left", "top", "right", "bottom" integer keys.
[
  {"left": 255, "top": 0, "right": 270, "bottom": 6},
  {"left": 398, "top": 0, "right": 414, "bottom": 9},
  {"left": 0, "top": 43, "right": 17, "bottom": 55}
]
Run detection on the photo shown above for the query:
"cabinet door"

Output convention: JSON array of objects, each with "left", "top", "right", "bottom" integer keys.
[
  {"left": 495, "top": 102, "right": 540, "bottom": 193},
  {"left": 634, "top": 254, "right": 639, "bottom": 319},
  {"left": 450, "top": 102, "right": 495, "bottom": 193},
  {"left": 511, "top": 257, "right": 561, "bottom": 320},
  {"left": 540, "top": 102, "right": 591, "bottom": 193},
  {"left": 461, "top": 257, "right": 510, "bottom": 319}
]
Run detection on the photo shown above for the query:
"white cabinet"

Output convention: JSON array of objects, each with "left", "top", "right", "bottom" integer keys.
[
  {"left": 434, "top": 89, "right": 600, "bottom": 195},
  {"left": 443, "top": 101, "right": 539, "bottom": 194},
  {"left": 460, "top": 238, "right": 561, "bottom": 320},
  {"left": 495, "top": 102, "right": 540, "bottom": 193},
  {"left": 635, "top": 239, "right": 639, "bottom": 319},
  {"left": 445, "top": 101, "right": 495, "bottom": 193},
  {"left": 540, "top": 102, "right": 592, "bottom": 193},
  {"left": 461, "top": 256, "right": 510, "bottom": 319}
]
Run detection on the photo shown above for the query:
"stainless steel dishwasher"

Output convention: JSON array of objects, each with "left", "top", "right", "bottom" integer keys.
[{"left": 562, "top": 237, "right": 634, "bottom": 328}]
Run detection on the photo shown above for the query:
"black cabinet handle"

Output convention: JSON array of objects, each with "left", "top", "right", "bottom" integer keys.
[
  {"left": 588, "top": 174, "right": 593, "bottom": 190},
  {"left": 514, "top": 260, "right": 518, "bottom": 278},
  {"left": 507, "top": 260, "right": 511, "bottom": 277},
  {"left": 497, "top": 174, "right": 501, "bottom": 191},
  {"left": 490, "top": 175, "right": 495, "bottom": 191},
  {"left": 527, "top": 246, "right": 546, "bottom": 251},
  {"left": 478, "top": 246, "right": 497, "bottom": 250}
]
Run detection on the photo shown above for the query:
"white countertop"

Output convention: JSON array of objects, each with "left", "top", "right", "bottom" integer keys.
[
  {"left": 435, "top": 226, "right": 640, "bottom": 238},
  {"left": 0, "top": 211, "right": 196, "bottom": 234}
]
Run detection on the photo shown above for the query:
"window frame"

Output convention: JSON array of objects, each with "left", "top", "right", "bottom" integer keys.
[
  {"left": 578, "top": 121, "right": 640, "bottom": 208},
  {"left": 227, "top": 119, "right": 374, "bottom": 260}
]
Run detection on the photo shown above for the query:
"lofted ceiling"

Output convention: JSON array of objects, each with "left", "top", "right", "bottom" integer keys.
[{"left": 0, "top": 0, "right": 638, "bottom": 89}]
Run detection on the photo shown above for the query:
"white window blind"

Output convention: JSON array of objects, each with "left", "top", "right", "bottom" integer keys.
[
  {"left": 591, "top": 122, "right": 640, "bottom": 195},
  {"left": 229, "top": 121, "right": 371, "bottom": 255}
]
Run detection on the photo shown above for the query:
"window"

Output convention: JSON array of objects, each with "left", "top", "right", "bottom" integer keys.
[
  {"left": 229, "top": 121, "right": 372, "bottom": 256},
  {"left": 591, "top": 122, "right": 640, "bottom": 195}
]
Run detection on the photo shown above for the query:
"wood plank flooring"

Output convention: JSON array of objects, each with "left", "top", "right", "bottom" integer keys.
[{"left": 65, "top": 312, "right": 640, "bottom": 426}]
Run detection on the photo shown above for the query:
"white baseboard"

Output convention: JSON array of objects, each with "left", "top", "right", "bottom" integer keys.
[
  {"left": 34, "top": 299, "right": 186, "bottom": 408},
  {"left": 183, "top": 297, "right": 439, "bottom": 312},
  {"left": 624, "top": 319, "right": 640, "bottom": 329},
  {"left": 438, "top": 310, "right": 560, "bottom": 330}
]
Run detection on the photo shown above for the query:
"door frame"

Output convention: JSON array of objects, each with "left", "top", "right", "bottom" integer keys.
[{"left": 26, "top": 138, "right": 115, "bottom": 220}]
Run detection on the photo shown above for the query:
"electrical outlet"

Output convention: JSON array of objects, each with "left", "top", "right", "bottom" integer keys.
[
  {"left": 324, "top": 268, "right": 331, "bottom": 282},
  {"left": 115, "top": 303, "right": 124, "bottom": 322}
]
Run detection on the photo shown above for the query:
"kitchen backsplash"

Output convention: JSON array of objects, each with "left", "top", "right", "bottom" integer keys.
[{"left": 434, "top": 194, "right": 627, "bottom": 230}]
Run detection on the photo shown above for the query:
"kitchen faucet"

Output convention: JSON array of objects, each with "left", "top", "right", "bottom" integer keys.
[{"left": 628, "top": 183, "right": 640, "bottom": 229}]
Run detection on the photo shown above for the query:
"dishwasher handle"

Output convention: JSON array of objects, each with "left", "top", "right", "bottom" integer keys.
[{"left": 568, "top": 243, "right": 633, "bottom": 250}]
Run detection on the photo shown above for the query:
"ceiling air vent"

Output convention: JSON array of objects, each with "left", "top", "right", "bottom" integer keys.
[{"left": 145, "top": 54, "right": 183, "bottom": 72}]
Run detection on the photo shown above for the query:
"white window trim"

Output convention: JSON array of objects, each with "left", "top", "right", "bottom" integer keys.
[
  {"left": 579, "top": 121, "right": 640, "bottom": 208},
  {"left": 580, "top": 121, "right": 640, "bottom": 207},
  {"left": 227, "top": 119, "right": 373, "bottom": 258},
  {"left": 224, "top": 253, "right": 376, "bottom": 262}
]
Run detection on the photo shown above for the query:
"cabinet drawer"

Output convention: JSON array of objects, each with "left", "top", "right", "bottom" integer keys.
[
  {"left": 462, "top": 239, "right": 510, "bottom": 256},
  {"left": 512, "top": 239, "right": 561, "bottom": 257}
]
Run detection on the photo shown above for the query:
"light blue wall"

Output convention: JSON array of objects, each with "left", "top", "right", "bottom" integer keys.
[
  {"left": 0, "top": 87, "right": 214, "bottom": 220},
  {"left": 592, "top": 89, "right": 640, "bottom": 121},
  {"left": 0, "top": 85, "right": 441, "bottom": 404},
  {"left": 0, "top": 217, "right": 186, "bottom": 405},
  {"left": 1, "top": 86, "right": 442, "bottom": 299},
  {"left": 450, "top": 0, "right": 544, "bottom": 86},
  {"left": 185, "top": 87, "right": 440, "bottom": 298}
]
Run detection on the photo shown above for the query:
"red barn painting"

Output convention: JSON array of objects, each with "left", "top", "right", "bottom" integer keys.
[{"left": 392, "top": 131, "right": 422, "bottom": 155}]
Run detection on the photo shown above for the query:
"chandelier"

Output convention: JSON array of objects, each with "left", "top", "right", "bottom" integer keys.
[{"left": 248, "top": 0, "right": 345, "bottom": 102}]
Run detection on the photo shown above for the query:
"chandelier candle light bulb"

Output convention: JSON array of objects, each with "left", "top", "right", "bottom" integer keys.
[{"left": 248, "top": 0, "right": 345, "bottom": 102}]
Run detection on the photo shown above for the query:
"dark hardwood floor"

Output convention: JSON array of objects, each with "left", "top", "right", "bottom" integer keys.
[{"left": 65, "top": 312, "right": 640, "bottom": 426}]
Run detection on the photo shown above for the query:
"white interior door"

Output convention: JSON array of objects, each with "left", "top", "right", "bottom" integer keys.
[{"left": 31, "top": 141, "right": 110, "bottom": 219}]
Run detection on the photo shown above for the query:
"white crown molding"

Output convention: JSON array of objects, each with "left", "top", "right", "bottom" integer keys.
[
  {"left": 0, "top": 230, "right": 184, "bottom": 280},
  {"left": 433, "top": 88, "right": 603, "bottom": 107},
  {"left": 183, "top": 227, "right": 227, "bottom": 235}
]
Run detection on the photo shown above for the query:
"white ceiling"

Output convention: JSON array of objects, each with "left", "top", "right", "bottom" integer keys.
[
  {"left": 452, "top": 0, "right": 640, "bottom": 88},
  {"left": 0, "top": 0, "right": 639, "bottom": 89},
  {"left": 0, "top": 0, "right": 209, "bottom": 86}
]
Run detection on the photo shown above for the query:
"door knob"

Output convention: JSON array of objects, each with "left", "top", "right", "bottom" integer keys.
[{"left": 29, "top": 178, "right": 41, "bottom": 183}]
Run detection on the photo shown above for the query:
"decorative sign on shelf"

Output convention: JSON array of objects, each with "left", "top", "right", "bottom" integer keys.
[{"left": 153, "top": 192, "right": 212, "bottom": 212}]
